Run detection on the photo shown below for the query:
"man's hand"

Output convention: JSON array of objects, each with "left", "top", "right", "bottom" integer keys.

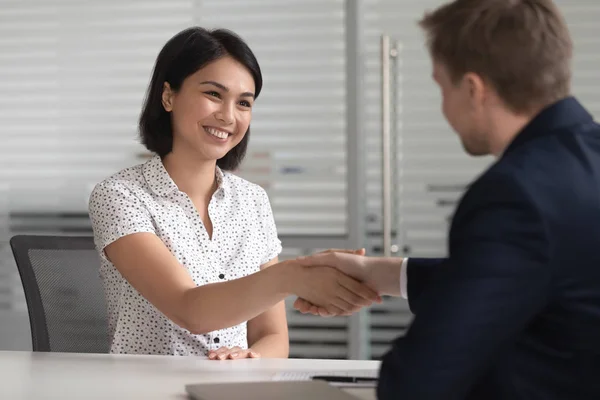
[
  {"left": 292, "top": 264, "right": 382, "bottom": 316},
  {"left": 208, "top": 347, "right": 260, "bottom": 360},
  {"left": 293, "top": 250, "right": 403, "bottom": 316},
  {"left": 298, "top": 251, "right": 374, "bottom": 288}
]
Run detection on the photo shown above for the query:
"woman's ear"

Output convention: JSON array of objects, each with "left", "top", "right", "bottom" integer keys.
[{"left": 162, "top": 82, "right": 174, "bottom": 112}]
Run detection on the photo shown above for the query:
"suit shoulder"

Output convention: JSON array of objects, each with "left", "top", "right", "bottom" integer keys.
[
  {"left": 470, "top": 161, "right": 528, "bottom": 200},
  {"left": 492, "top": 123, "right": 600, "bottom": 192}
]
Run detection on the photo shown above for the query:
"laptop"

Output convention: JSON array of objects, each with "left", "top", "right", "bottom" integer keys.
[{"left": 185, "top": 380, "right": 372, "bottom": 400}]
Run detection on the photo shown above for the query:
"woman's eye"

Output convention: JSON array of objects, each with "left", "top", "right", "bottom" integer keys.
[
  {"left": 239, "top": 100, "right": 252, "bottom": 108},
  {"left": 205, "top": 91, "right": 220, "bottom": 98}
]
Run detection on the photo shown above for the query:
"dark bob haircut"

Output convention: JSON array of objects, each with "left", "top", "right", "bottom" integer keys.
[{"left": 139, "top": 27, "right": 263, "bottom": 171}]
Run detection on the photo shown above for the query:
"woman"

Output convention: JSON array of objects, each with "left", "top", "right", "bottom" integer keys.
[{"left": 88, "top": 27, "right": 380, "bottom": 360}]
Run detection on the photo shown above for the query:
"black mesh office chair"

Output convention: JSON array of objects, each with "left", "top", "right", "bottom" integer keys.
[{"left": 10, "top": 235, "right": 109, "bottom": 353}]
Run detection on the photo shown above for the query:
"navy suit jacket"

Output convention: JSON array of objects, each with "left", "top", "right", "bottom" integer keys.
[{"left": 378, "top": 97, "right": 600, "bottom": 400}]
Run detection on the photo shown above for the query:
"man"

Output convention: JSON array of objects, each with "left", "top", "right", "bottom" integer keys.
[{"left": 296, "top": 0, "right": 600, "bottom": 398}]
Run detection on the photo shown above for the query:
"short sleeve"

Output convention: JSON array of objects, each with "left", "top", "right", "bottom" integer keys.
[
  {"left": 88, "top": 181, "right": 156, "bottom": 257},
  {"left": 256, "top": 188, "right": 282, "bottom": 265}
]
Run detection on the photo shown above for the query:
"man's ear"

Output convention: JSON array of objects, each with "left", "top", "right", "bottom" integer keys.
[
  {"left": 464, "top": 72, "right": 486, "bottom": 108},
  {"left": 162, "top": 82, "right": 174, "bottom": 112}
]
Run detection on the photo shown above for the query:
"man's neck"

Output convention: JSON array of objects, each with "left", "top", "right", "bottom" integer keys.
[{"left": 488, "top": 106, "right": 542, "bottom": 157}]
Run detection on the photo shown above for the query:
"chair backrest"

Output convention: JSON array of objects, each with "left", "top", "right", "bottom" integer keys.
[{"left": 9, "top": 235, "right": 109, "bottom": 353}]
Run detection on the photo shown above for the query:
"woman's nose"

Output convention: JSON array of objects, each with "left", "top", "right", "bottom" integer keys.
[{"left": 214, "top": 104, "right": 235, "bottom": 124}]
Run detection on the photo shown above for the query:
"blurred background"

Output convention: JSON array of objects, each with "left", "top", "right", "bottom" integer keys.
[{"left": 0, "top": 0, "right": 598, "bottom": 360}]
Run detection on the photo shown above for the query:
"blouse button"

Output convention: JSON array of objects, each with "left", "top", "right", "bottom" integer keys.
[
  {"left": 214, "top": 337, "right": 220, "bottom": 344},
  {"left": 218, "top": 273, "right": 225, "bottom": 280}
]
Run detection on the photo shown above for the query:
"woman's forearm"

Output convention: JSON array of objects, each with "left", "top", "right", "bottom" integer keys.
[
  {"left": 249, "top": 333, "right": 289, "bottom": 358},
  {"left": 180, "top": 261, "right": 296, "bottom": 334}
]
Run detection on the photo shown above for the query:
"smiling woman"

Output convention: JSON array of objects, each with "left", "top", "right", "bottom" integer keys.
[
  {"left": 87, "top": 27, "right": 381, "bottom": 361},
  {"left": 139, "top": 27, "right": 261, "bottom": 171}
]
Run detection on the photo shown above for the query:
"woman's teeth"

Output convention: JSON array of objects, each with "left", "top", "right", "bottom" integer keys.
[{"left": 205, "top": 127, "right": 229, "bottom": 139}]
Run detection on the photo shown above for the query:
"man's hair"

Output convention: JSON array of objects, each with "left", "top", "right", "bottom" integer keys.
[{"left": 419, "top": 0, "right": 573, "bottom": 113}]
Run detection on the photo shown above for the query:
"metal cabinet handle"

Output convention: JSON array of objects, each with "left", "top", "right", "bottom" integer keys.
[{"left": 381, "top": 35, "right": 398, "bottom": 257}]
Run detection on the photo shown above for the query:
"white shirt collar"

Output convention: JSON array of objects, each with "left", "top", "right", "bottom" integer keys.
[{"left": 142, "top": 154, "right": 227, "bottom": 197}]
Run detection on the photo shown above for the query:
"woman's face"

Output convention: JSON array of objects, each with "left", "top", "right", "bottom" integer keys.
[{"left": 162, "top": 55, "right": 255, "bottom": 163}]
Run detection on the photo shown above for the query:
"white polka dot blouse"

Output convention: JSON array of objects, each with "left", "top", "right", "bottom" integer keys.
[{"left": 88, "top": 155, "right": 282, "bottom": 356}]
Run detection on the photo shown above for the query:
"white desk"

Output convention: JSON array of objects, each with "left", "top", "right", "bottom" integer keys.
[{"left": 0, "top": 351, "right": 380, "bottom": 399}]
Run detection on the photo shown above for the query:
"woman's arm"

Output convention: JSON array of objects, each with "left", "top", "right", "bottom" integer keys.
[
  {"left": 246, "top": 257, "right": 289, "bottom": 358},
  {"left": 104, "top": 233, "right": 379, "bottom": 335}
]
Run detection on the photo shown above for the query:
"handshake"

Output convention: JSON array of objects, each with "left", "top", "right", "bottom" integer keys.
[{"left": 283, "top": 249, "right": 403, "bottom": 317}]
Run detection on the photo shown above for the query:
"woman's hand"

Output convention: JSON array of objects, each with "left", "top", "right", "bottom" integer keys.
[
  {"left": 289, "top": 248, "right": 382, "bottom": 317},
  {"left": 208, "top": 347, "right": 261, "bottom": 360},
  {"left": 293, "top": 248, "right": 375, "bottom": 317},
  {"left": 294, "top": 297, "right": 322, "bottom": 316}
]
